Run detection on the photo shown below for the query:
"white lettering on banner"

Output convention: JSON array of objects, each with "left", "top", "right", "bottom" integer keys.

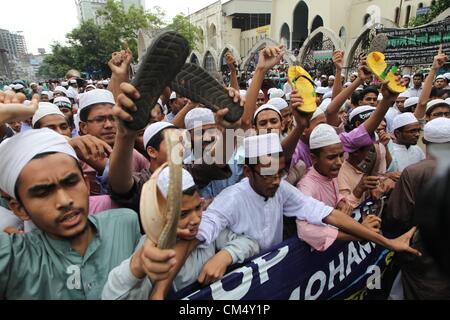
[
  {"left": 358, "top": 241, "right": 375, "bottom": 259},
  {"left": 305, "top": 271, "right": 327, "bottom": 300},
  {"left": 366, "top": 266, "right": 382, "bottom": 290},
  {"left": 346, "top": 242, "right": 363, "bottom": 276},
  {"left": 289, "top": 286, "right": 301, "bottom": 300},
  {"left": 210, "top": 245, "right": 289, "bottom": 300},
  {"left": 66, "top": 265, "right": 81, "bottom": 290},
  {"left": 328, "top": 252, "right": 345, "bottom": 290}
]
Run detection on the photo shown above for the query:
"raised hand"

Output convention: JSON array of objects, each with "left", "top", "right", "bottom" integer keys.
[
  {"left": 214, "top": 87, "right": 245, "bottom": 129},
  {"left": 69, "top": 135, "right": 112, "bottom": 162},
  {"left": 113, "top": 83, "right": 141, "bottom": 132},
  {"left": 108, "top": 45, "right": 133, "bottom": 77},
  {"left": 224, "top": 51, "right": 237, "bottom": 71},
  {"left": 333, "top": 50, "right": 344, "bottom": 70},
  {"left": 0, "top": 92, "right": 39, "bottom": 125},
  {"left": 257, "top": 45, "right": 285, "bottom": 72},
  {"left": 432, "top": 44, "right": 448, "bottom": 70}
]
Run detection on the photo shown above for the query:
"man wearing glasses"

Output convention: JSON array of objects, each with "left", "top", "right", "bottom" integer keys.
[
  {"left": 388, "top": 113, "right": 425, "bottom": 172},
  {"left": 77, "top": 89, "right": 149, "bottom": 196}
]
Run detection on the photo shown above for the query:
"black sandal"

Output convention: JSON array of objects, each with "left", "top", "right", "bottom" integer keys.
[
  {"left": 126, "top": 31, "right": 190, "bottom": 131},
  {"left": 171, "top": 63, "right": 244, "bottom": 124}
]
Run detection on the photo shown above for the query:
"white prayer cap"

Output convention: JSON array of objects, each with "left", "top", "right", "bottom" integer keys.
[
  {"left": 268, "top": 98, "right": 288, "bottom": 111},
  {"left": 349, "top": 106, "right": 376, "bottom": 123},
  {"left": 157, "top": 167, "right": 195, "bottom": 199},
  {"left": 310, "top": 124, "right": 341, "bottom": 150},
  {"left": 328, "top": 75, "right": 335, "bottom": 80},
  {"left": 398, "top": 91, "right": 410, "bottom": 99},
  {"left": 311, "top": 108, "right": 325, "bottom": 121},
  {"left": 170, "top": 92, "right": 177, "bottom": 100},
  {"left": 402, "top": 74, "right": 411, "bottom": 79},
  {"left": 269, "top": 88, "right": 285, "bottom": 100},
  {"left": 444, "top": 73, "right": 450, "bottom": 80},
  {"left": 30, "top": 82, "right": 37, "bottom": 87},
  {"left": 253, "top": 104, "right": 281, "bottom": 121},
  {"left": 54, "top": 96, "right": 72, "bottom": 108},
  {"left": 404, "top": 97, "right": 419, "bottom": 110},
  {"left": 0, "top": 128, "right": 78, "bottom": 198},
  {"left": 102, "top": 80, "right": 109, "bottom": 86},
  {"left": 426, "top": 99, "right": 450, "bottom": 114},
  {"left": 424, "top": 118, "right": 450, "bottom": 143},
  {"left": 32, "top": 102, "right": 65, "bottom": 127},
  {"left": 85, "top": 84, "right": 96, "bottom": 90},
  {"left": 13, "top": 84, "right": 24, "bottom": 90},
  {"left": 446, "top": 98, "right": 450, "bottom": 105},
  {"left": 258, "top": 89, "right": 264, "bottom": 95},
  {"left": 239, "top": 90, "right": 247, "bottom": 98},
  {"left": 66, "top": 89, "right": 76, "bottom": 100},
  {"left": 69, "top": 79, "right": 77, "bottom": 85},
  {"left": 61, "top": 81, "right": 69, "bottom": 87},
  {"left": 315, "top": 87, "right": 328, "bottom": 95},
  {"left": 323, "top": 91, "right": 332, "bottom": 100},
  {"left": 185, "top": 108, "right": 216, "bottom": 131},
  {"left": 78, "top": 89, "right": 115, "bottom": 116},
  {"left": 54, "top": 86, "right": 68, "bottom": 96},
  {"left": 344, "top": 82, "right": 352, "bottom": 88},
  {"left": 435, "top": 75, "right": 446, "bottom": 81},
  {"left": 268, "top": 88, "right": 278, "bottom": 95},
  {"left": 318, "top": 98, "right": 331, "bottom": 112},
  {"left": 244, "top": 133, "right": 283, "bottom": 158},
  {"left": 392, "top": 112, "right": 419, "bottom": 131},
  {"left": 321, "top": 74, "right": 328, "bottom": 79},
  {"left": 143, "top": 122, "right": 175, "bottom": 149},
  {"left": 41, "top": 91, "right": 53, "bottom": 100},
  {"left": 87, "top": 80, "right": 93, "bottom": 84},
  {"left": 3, "top": 85, "right": 12, "bottom": 91}
]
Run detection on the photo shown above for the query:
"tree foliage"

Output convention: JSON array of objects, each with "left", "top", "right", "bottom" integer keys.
[
  {"left": 39, "top": 0, "right": 201, "bottom": 79},
  {"left": 409, "top": 0, "right": 450, "bottom": 27}
]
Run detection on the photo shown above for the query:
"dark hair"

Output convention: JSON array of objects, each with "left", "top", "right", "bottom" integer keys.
[
  {"left": 359, "top": 87, "right": 379, "bottom": 102},
  {"left": 413, "top": 73, "right": 424, "bottom": 80},
  {"left": 430, "top": 87, "right": 445, "bottom": 98},
  {"left": 146, "top": 127, "right": 175, "bottom": 151},
  {"left": 183, "top": 185, "right": 199, "bottom": 196},
  {"left": 351, "top": 91, "right": 361, "bottom": 106},
  {"left": 310, "top": 148, "right": 322, "bottom": 158},
  {"left": 79, "top": 105, "right": 93, "bottom": 122},
  {"left": 253, "top": 109, "right": 282, "bottom": 126},
  {"left": 33, "top": 117, "right": 69, "bottom": 130},
  {"left": 14, "top": 152, "right": 83, "bottom": 203}
]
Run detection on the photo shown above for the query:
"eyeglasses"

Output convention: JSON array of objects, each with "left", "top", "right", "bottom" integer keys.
[
  {"left": 430, "top": 112, "right": 450, "bottom": 118},
  {"left": 86, "top": 115, "right": 116, "bottom": 125},
  {"left": 252, "top": 168, "right": 287, "bottom": 181}
]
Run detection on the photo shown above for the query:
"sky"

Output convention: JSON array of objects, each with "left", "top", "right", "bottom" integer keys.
[{"left": 0, "top": 0, "right": 223, "bottom": 55}]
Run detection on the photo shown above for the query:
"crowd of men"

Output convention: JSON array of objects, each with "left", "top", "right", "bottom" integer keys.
[{"left": 0, "top": 43, "right": 449, "bottom": 300}]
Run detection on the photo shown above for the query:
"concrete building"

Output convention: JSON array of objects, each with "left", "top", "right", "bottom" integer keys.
[
  {"left": 0, "top": 29, "right": 28, "bottom": 60},
  {"left": 76, "top": 0, "right": 144, "bottom": 24}
]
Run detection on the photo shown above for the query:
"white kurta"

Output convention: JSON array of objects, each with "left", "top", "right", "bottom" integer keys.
[
  {"left": 197, "top": 178, "right": 333, "bottom": 252},
  {"left": 389, "top": 143, "right": 426, "bottom": 172}
]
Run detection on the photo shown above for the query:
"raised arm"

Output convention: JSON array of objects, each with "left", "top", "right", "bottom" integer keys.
[
  {"left": 364, "top": 81, "right": 400, "bottom": 135},
  {"left": 242, "top": 45, "right": 284, "bottom": 130},
  {"left": 107, "top": 47, "right": 133, "bottom": 101},
  {"left": 0, "top": 92, "right": 38, "bottom": 140},
  {"left": 415, "top": 45, "right": 448, "bottom": 119},
  {"left": 331, "top": 50, "right": 344, "bottom": 100},
  {"left": 225, "top": 51, "right": 239, "bottom": 91},
  {"left": 109, "top": 83, "right": 141, "bottom": 195}
]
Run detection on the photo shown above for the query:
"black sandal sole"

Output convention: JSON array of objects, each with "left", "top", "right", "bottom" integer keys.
[
  {"left": 127, "top": 31, "right": 190, "bottom": 131},
  {"left": 171, "top": 63, "right": 244, "bottom": 123}
]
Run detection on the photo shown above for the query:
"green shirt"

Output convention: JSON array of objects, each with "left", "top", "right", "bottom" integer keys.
[
  {"left": 0, "top": 209, "right": 141, "bottom": 300},
  {"left": 0, "top": 197, "right": 8, "bottom": 209}
]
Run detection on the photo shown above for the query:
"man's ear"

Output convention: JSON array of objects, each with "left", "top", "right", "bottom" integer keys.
[
  {"left": 243, "top": 165, "right": 252, "bottom": 178},
  {"left": 146, "top": 146, "right": 158, "bottom": 161},
  {"left": 8, "top": 199, "right": 31, "bottom": 222},
  {"left": 310, "top": 152, "right": 319, "bottom": 165},
  {"left": 79, "top": 121, "right": 88, "bottom": 135},
  {"left": 83, "top": 174, "right": 90, "bottom": 194}
]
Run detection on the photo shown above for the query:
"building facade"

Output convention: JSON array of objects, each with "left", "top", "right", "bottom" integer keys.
[
  {"left": 0, "top": 29, "right": 28, "bottom": 60},
  {"left": 76, "top": 0, "right": 144, "bottom": 24}
]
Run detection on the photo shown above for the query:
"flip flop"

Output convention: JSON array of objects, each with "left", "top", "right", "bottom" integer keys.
[
  {"left": 367, "top": 52, "right": 406, "bottom": 94},
  {"left": 288, "top": 66, "right": 317, "bottom": 113},
  {"left": 140, "top": 129, "right": 183, "bottom": 249},
  {"left": 126, "top": 31, "right": 190, "bottom": 131},
  {"left": 171, "top": 63, "right": 244, "bottom": 123}
]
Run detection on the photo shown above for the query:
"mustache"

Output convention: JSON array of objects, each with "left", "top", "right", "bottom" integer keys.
[{"left": 56, "top": 207, "right": 84, "bottom": 223}]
